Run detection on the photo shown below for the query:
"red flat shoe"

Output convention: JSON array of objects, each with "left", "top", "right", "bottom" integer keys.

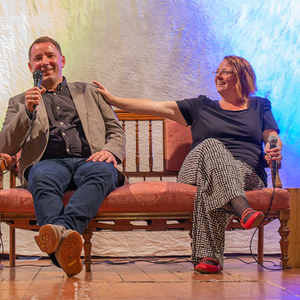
[
  {"left": 240, "top": 208, "right": 265, "bottom": 230},
  {"left": 194, "top": 258, "right": 222, "bottom": 274}
]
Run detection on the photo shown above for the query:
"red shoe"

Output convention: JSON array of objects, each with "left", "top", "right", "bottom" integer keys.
[
  {"left": 239, "top": 208, "right": 265, "bottom": 230},
  {"left": 194, "top": 258, "right": 222, "bottom": 274}
]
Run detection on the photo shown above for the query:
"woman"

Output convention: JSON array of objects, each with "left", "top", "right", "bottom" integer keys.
[{"left": 93, "top": 55, "right": 282, "bottom": 274}]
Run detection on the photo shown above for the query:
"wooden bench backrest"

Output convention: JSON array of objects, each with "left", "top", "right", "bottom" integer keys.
[
  {"left": 1, "top": 110, "right": 280, "bottom": 187},
  {"left": 115, "top": 110, "right": 192, "bottom": 179},
  {"left": 115, "top": 110, "right": 282, "bottom": 188},
  {"left": 1, "top": 111, "right": 192, "bottom": 187}
]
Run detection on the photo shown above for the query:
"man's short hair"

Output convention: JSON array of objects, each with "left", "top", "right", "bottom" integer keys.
[{"left": 28, "top": 36, "right": 62, "bottom": 61}]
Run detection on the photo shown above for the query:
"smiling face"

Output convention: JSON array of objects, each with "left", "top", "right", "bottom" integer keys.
[
  {"left": 214, "top": 59, "right": 237, "bottom": 98},
  {"left": 28, "top": 42, "right": 65, "bottom": 90}
]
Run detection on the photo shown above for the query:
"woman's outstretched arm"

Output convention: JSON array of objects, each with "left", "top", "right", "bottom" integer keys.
[{"left": 93, "top": 81, "right": 187, "bottom": 126}]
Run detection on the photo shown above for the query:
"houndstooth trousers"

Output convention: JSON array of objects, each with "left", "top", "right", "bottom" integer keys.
[{"left": 177, "top": 138, "right": 265, "bottom": 267}]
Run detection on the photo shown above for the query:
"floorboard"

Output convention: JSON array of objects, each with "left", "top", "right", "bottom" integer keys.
[{"left": 0, "top": 255, "right": 299, "bottom": 299}]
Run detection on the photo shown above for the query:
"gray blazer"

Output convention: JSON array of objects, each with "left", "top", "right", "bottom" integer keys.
[{"left": 0, "top": 82, "right": 127, "bottom": 188}]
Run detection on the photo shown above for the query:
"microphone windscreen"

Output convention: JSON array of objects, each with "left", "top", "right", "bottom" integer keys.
[
  {"left": 33, "top": 70, "right": 43, "bottom": 87},
  {"left": 33, "top": 70, "right": 43, "bottom": 79},
  {"left": 268, "top": 135, "right": 278, "bottom": 149}
]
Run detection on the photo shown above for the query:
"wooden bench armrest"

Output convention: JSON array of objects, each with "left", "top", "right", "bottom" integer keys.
[
  {"left": 0, "top": 153, "right": 18, "bottom": 190},
  {"left": 0, "top": 153, "right": 17, "bottom": 169}
]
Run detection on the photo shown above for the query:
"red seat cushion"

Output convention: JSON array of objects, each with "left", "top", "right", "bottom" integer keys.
[
  {"left": 0, "top": 188, "right": 34, "bottom": 213},
  {"left": 0, "top": 182, "right": 290, "bottom": 214}
]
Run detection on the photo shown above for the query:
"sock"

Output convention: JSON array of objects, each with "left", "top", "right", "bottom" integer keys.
[
  {"left": 49, "top": 252, "right": 62, "bottom": 268},
  {"left": 230, "top": 196, "right": 254, "bottom": 223}
]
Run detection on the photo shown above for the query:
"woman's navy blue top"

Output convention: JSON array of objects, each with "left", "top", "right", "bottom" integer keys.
[{"left": 176, "top": 95, "right": 279, "bottom": 186}]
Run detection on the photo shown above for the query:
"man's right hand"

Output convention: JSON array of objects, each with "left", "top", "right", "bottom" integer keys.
[{"left": 25, "top": 86, "right": 46, "bottom": 113}]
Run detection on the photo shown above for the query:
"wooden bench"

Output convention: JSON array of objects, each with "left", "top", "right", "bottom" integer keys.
[{"left": 0, "top": 111, "right": 291, "bottom": 272}]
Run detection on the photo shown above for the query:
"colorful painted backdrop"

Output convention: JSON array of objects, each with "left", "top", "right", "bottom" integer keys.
[{"left": 0, "top": 0, "right": 299, "bottom": 257}]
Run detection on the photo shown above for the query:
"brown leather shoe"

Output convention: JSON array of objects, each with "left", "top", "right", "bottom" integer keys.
[
  {"left": 35, "top": 224, "right": 66, "bottom": 254},
  {"left": 55, "top": 230, "right": 83, "bottom": 277}
]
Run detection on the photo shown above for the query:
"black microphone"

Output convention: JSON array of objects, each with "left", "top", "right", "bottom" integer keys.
[
  {"left": 32, "top": 70, "right": 43, "bottom": 111},
  {"left": 268, "top": 135, "right": 278, "bottom": 184},
  {"left": 33, "top": 70, "right": 43, "bottom": 88}
]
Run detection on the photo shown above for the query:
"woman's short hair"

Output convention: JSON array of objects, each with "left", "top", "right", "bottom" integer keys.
[
  {"left": 224, "top": 55, "right": 257, "bottom": 101},
  {"left": 28, "top": 36, "right": 62, "bottom": 61}
]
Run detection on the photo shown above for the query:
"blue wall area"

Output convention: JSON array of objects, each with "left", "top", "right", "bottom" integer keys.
[{"left": 183, "top": 1, "right": 300, "bottom": 187}]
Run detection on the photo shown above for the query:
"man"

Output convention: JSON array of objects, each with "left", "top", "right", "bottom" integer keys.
[{"left": 0, "top": 36, "right": 127, "bottom": 276}]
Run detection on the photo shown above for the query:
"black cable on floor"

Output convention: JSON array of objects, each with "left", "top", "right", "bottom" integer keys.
[
  {"left": 248, "top": 181, "right": 283, "bottom": 271},
  {"left": 224, "top": 256, "right": 281, "bottom": 268},
  {"left": 91, "top": 257, "right": 192, "bottom": 265}
]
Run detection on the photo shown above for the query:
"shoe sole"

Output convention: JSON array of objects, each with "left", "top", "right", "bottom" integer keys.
[
  {"left": 194, "top": 267, "right": 221, "bottom": 274},
  {"left": 38, "top": 224, "right": 61, "bottom": 254},
  {"left": 34, "top": 235, "right": 43, "bottom": 252},
  {"left": 57, "top": 231, "right": 83, "bottom": 277},
  {"left": 247, "top": 212, "right": 265, "bottom": 229}
]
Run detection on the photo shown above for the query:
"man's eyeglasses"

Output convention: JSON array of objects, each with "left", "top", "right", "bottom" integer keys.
[{"left": 212, "top": 70, "right": 234, "bottom": 76}]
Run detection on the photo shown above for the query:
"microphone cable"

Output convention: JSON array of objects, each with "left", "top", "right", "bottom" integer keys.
[{"left": 248, "top": 167, "right": 283, "bottom": 270}]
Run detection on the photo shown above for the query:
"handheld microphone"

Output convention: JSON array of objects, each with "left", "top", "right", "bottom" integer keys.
[
  {"left": 268, "top": 135, "right": 278, "bottom": 185},
  {"left": 32, "top": 70, "right": 43, "bottom": 111},
  {"left": 33, "top": 70, "right": 43, "bottom": 88}
]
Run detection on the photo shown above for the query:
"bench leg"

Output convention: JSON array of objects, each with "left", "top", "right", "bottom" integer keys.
[
  {"left": 10, "top": 226, "right": 16, "bottom": 267},
  {"left": 0, "top": 222, "right": 3, "bottom": 270},
  {"left": 278, "top": 212, "right": 290, "bottom": 269},
  {"left": 82, "top": 229, "right": 93, "bottom": 272},
  {"left": 257, "top": 226, "right": 264, "bottom": 264}
]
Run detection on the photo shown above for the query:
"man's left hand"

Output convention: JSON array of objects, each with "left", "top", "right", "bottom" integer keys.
[{"left": 87, "top": 151, "right": 117, "bottom": 168}]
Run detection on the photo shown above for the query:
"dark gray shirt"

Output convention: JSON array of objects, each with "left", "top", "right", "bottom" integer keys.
[{"left": 41, "top": 78, "right": 91, "bottom": 160}]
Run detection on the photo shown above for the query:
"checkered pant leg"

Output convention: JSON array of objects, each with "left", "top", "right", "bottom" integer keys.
[{"left": 177, "top": 138, "right": 265, "bottom": 267}]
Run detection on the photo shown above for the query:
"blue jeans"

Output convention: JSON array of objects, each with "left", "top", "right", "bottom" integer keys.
[{"left": 27, "top": 157, "right": 119, "bottom": 234}]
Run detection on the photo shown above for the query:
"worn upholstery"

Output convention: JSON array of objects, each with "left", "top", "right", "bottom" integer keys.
[{"left": 0, "top": 182, "right": 290, "bottom": 215}]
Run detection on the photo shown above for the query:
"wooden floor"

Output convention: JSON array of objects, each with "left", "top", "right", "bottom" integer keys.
[{"left": 0, "top": 255, "right": 300, "bottom": 299}]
